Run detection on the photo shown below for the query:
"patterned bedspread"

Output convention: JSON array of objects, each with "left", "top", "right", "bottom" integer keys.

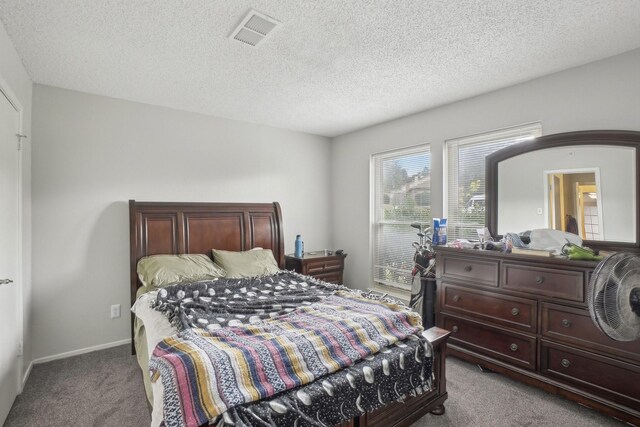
[{"left": 149, "top": 272, "right": 433, "bottom": 427}]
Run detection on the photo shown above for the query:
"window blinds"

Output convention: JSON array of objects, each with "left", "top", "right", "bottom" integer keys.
[
  {"left": 445, "top": 123, "right": 542, "bottom": 241},
  {"left": 372, "top": 145, "right": 430, "bottom": 289}
]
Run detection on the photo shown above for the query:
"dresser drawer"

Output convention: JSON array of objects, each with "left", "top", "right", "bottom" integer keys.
[
  {"left": 441, "top": 256, "right": 499, "bottom": 287},
  {"left": 541, "top": 303, "right": 640, "bottom": 362},
  {"left": 502, "top": 263, "right": 584, "bottom": 302},
  {"left": 304, "top": 258, "right": 343, "bottom": 275},
  {"left": 286, "top": 254, "right": 346, "bottom": 285},
  {"left": 442, "top": 314, "right": 536, "bottom": 369},
  {"left": 442, "top": 284, "right": 537, "bottom": 332},
  {"left": 313, "top": 271, "right": 342, "bottom": 284},
  {"left": 541, "top": 341, "right": 640, "bottom": 409}
]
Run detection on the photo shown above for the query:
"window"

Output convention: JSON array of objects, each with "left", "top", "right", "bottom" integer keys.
[
  {"left": 445, "top": 123, "right": 541, "bottom": 241},
  {"left": 372, "top": 145, "right": 430, "bottom": 289}
]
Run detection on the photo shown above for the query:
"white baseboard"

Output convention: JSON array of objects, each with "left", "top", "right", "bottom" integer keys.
[
  {"left": 21, "top": 361, "right": 33, "bottom": 391},
  {"left": 32, "top": 338, "right": 132, "bottom": 365}
]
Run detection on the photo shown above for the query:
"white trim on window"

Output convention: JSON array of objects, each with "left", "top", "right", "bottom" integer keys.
[
  {"left": 370, "top": 144, "right": 431, "bottom": 289},
  {"left": 444, "top": 123, "right": 542, "bottom": 241}
]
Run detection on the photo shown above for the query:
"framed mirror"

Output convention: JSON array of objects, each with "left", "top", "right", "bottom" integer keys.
[{"left": 486, "top": 130, "right": 640, "bottom": 252}]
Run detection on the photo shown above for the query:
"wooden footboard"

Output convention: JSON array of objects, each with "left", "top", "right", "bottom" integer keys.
[{"left": 337, "top": 327, "right": 451, "bottom": 427}]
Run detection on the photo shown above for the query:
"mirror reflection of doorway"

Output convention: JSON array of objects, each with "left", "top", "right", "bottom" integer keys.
[
  {"left": 578, "top": 184, "right": 600, "bottom": 240},
  {"left": 545, "top": 169, "right": 603, "bottom": 241}
]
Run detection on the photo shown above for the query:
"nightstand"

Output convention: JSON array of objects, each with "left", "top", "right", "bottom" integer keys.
[{"left": 285, "top": 251, "right": 347, "bottom": 284}]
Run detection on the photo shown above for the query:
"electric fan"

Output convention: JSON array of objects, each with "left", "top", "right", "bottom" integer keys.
[{"left": 587, "top": 252, "right": 640, "bottom": 341}]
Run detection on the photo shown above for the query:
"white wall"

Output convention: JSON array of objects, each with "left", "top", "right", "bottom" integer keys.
[
  {"left": 331, "top": 48, "right": 640, "bottom": 291},
  {"left": 31, "top": 85, "right": 332, "bottom": 359},
  {"left": 0, "top": 19, "right": 32, "bottom": 382}
]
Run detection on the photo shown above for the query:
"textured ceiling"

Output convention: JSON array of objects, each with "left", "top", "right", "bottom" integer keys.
[{"left": 1, "top": 1, "right": 639, "bottom": 137}]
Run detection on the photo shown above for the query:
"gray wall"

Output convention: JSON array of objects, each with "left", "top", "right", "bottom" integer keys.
[
  {"left": 31, "top": 85, "right": 332, "bottom": 359},
  {"left": 331, "top": 48, "right": 640, "bottom": 291},
  {"left": 0, "top": 19, "right": 32, "bottom": 382}
]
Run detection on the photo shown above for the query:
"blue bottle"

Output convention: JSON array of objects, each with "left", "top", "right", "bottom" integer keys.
[{"left": 294, "top": 235, "right": 304, "bottom": 257}]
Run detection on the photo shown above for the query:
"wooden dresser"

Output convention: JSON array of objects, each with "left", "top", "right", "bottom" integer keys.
[
  {"left": 285, "top": 251, "right": 347, "bottom": 284},
  {"left": 436, "top": 246, "right": 640, "bottom": 425}
]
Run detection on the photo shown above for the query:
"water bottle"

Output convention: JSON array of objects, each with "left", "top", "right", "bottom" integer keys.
[{"left": 294, "top": 235, "right": 304, "bottom": 257}]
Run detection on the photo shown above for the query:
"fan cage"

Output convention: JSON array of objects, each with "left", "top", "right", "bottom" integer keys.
[{"left": 587, "top": 252, "right": 640, "bottom": 342}]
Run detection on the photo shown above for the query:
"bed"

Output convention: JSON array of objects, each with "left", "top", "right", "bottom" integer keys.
[{"left": 129, "top": 200, "right": 450, "bottom": 427}]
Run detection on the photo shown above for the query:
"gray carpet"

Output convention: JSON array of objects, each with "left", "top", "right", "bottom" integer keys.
[
  {"left": 413, "top": 360, "right": 625, "bottom": 427},
  {"left": 4, "top": 345, "right": 150, "bottom": 427},
  {"left": 4, "top": 345, "right": 625, "bottom": 427}
]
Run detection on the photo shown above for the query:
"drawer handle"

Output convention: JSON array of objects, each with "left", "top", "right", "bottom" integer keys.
[
  {"left": 451, "top": 325, "right": 459, "bottom": 333},
  {"left": 463, "top": 265, "right": 473, "bottom": 272},
  {"left": 535, "top": 276, "right": 545, "bottom": 284},
  {"left": 509, "top": 343, "right": 518, "bottom": 352},
  {"left": 561, "top": 319, "right": 572, "bottom": 328},
  {"left": 452, "top": 295, "right": 461, "bottom": 302},
  {"left": 511, "top": 307, "right": 520, "bottom": 316},
  {"left": 561, "top": 358, "right": 571, "bottom": 368}
]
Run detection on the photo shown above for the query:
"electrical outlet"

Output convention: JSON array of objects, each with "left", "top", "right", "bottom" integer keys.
[
  {"left": 17, "top": 341, "right": 23, "bottom": 357},
  {"left": 537, "top": 207, "right": 543, "bottom": 215},
  {"left": 110, "top": 304, "right": 121, "bottom": 319}
]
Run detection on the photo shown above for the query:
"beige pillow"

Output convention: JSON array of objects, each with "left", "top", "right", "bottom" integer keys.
[
  {"left": 212, "top": 248, "right": 280, "bottom": 278},
  {"left": 137, "top": 254, "right": 226, "bottom": 289}
]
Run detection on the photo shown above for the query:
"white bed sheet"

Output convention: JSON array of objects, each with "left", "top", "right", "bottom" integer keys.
[{"left": 131, "top": 291, "right": 177, "bottom": 427}]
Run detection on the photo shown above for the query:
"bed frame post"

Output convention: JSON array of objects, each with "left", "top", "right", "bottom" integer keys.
[
  {"left": 129, "top": 199, "right": 138, "bottom": 355},
  {"left": 273, "top": 201, "right": 285, "bottom": 268}
]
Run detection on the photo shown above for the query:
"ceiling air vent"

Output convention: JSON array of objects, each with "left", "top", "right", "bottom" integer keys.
[{"left": 230, "top": 10, "right": 280, "bottom": 47}]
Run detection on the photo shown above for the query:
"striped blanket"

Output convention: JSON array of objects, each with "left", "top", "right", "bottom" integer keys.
[{"left": 149, "top": 272, "right": 425, "bottom": 427}]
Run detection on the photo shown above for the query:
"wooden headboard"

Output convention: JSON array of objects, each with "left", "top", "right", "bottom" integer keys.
[{"left": 129, "top": 200, "right": 285, "bottom": 333}]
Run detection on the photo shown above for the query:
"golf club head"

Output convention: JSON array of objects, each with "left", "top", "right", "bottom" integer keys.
[
  {"left": 412, "top": 242, "right": 420, "bottom": 249},
  {"left": 417, "top": 232, "right": 425, "bottom": 238},
  {"left": 410, "top": 222, "right": 422, "bottom": 230}
]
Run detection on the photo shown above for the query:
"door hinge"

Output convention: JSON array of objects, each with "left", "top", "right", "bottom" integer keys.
[{"left": 16, "top": 133, "right": 27, "bottom": 151}]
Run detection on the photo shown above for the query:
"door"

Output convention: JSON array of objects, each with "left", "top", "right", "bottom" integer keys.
[
  {"left": 0, "top": 88, "right": 20, "bottom": 424},
  {"left": 549, "top": 174, "right": 564, "bottom": 230},
  {"left": 577, "top": 184, "right": 601, "bottom": 240}
]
